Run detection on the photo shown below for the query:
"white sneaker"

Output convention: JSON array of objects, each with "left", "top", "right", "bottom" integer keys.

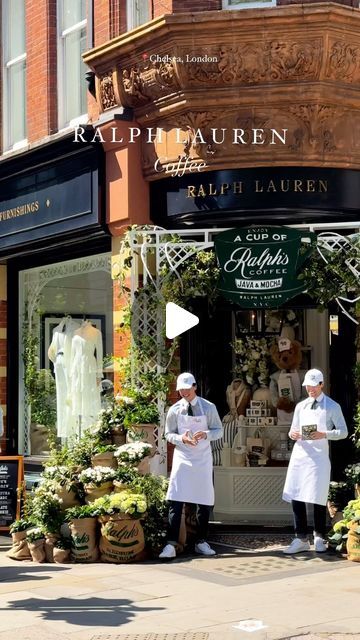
[
  {"left": 282, "top": 538, "right": 310, "bottom": 554},
  {"left": 159, "top": 544, "right": 176, "bottom": 559},
  {"left": 314, "top": 536, "right": 327, "bottom": 553},
  {"left": 195, "top": 541, "right": 216, "bottom": 556}
]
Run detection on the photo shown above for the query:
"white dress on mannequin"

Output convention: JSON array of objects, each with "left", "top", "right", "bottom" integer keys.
[
  {"left": 48, "top": 316, "right": 80, "bottom": 438},
  {"left": 70, "top": 320, "right": 103, "bottom": 430}
]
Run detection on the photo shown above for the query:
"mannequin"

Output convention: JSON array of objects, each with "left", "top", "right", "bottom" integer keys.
[
  {"left": 48, "top": 316, "right": 80, "bottom": 438},
  {"left": 70, "top": 320, "right": 103, "bottom": 431}
]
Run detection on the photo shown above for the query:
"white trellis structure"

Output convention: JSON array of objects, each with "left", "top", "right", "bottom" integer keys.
[{"left": 125, "top": 222, "right": 360, "bottom": 470}]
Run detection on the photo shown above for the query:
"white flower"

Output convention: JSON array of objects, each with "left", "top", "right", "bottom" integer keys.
[
  {"left": 114, "top": 441, "right": 152, "bottom": 463},
  {"left": 79, "top": 466, "right": 116, "bottom": 486}
]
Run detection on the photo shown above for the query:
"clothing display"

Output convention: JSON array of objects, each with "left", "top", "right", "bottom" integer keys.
[
  {"left": 69, "top": 320, "right": 103, "bottom": 430},
  {"left": 48, "top": 316, "right": 80, "bottom": 438}
]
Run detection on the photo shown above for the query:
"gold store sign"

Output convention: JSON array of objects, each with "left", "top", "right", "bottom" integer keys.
[
  {"left": 187, "top": 179, "right": 328, "bottom": 198},
  {"left": 0, "top": 200, "right": 40, "bottom": 222}
]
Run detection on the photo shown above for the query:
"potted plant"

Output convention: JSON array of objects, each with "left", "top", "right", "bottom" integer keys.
[
  {"left": 26, "top": 527, "right": 46, "bottom": 563},
  {"left": 93, "top": 491, "right": 147, "bottom": 564},
  {"left": 344, "top": 463, "right": 360, "bottom": 497},
  {"left": 53, "top": 536, "right": 72, "bottom": 564},
  {"left": 78, "top": 466, "right": 116, "bottom": 503},
  {"left": 65, "top": 504, "right": 100, "bottom": 563},
  {"left": 42, "top": 465, "right": 81, "bottom": 509},
  {"left": 114, "top": 442, "right": 153, "bottom": 474},
  {"left": 6, "top": 519, "right": 33, "bottom": 561},
  {"left": 327, "top": 481, "right": 353, "bottom": 521},
  {"left": 113, "top": 465, "right": 140, "bottom": 492},
  {"left": 90, "top": 444, "right": 118, "bottom": 470},
  {"left": 130, "top": 473, "right": 169, "bottom": 556},
  {"left": 121, "top": 391, "right": 159, "bottom": 453},
  {"left": 94, "top": 400, "right": 127, "bottom": 446}
]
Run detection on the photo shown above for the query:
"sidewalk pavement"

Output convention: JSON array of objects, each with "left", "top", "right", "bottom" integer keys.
[{"left": 0, "top": 535, "right": 359, "bottom": 640}]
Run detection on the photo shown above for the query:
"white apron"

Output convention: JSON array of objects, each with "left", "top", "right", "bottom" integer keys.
[
  {"left": 283, "top": 399, "right": 330, "bottom": 506},
  {"left": 166, "top": 400, "right": 214, "bottom": 506}
]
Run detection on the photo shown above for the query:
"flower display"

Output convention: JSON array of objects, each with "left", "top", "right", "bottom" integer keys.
[
  {"left": 93, "top": 490, "right": 147, "bottom": 518},
  {"left": 232, "top": 336, "right": 272, "bottom": 386},
  {"left": 43, "top": 465, "right": 73, "bottom": 486},
  {"left": 114, "top": 442, "right": 152, "bottom": 464},
  {"left": 78, "top": 466, "right": 116, "bottom": 486},
  {"left": 92, "top": 399, "right": 127, "bottom": 438},
  {"left": 344, "top": 463, "right": 360, "bottom": 485}
]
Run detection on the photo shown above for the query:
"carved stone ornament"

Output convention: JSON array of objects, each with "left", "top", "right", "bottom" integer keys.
[
  {"left": 119, "top": 58, "right": 180, "bottom": 107},
  {"left": 99, "top": 72, "right": 117, "bottom": 111},
  {"left": 326, "top": 41, "right": 360, "bottom": 84}
]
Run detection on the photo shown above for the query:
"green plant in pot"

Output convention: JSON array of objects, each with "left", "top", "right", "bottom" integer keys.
[
  {"left": 23, "top": 329, "right": 57, "bottom": 454},
  {"left": 120, "top": 390, "right": 159, "bottom": 452}
]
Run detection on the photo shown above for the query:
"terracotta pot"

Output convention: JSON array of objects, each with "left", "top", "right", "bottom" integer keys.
[
  {"left": 126, "top": 424, "right": 157, "bottom": 456},
  {"left": 91, "top": 451, "right": 117, "bottom": 469}
]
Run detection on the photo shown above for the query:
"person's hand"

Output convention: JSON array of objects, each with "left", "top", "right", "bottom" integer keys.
[
  {"left": 289, "top": 430, "right": 301, "bottom": 440},
  {"left": 310, "top": 431, "right": 326, "bottom": 440},
  {"left": 193, "top": 430, "right": 207, "bottom": 442},
  {"left": 182, "top": 430, "right": 197, "bottom": 446}
]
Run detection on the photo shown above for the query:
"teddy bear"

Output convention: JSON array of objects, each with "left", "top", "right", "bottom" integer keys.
[{"left": 269, "top": 335, "right": 306, "bottom": 424}]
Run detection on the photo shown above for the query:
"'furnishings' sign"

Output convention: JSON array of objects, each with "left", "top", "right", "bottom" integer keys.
[{"left": 214, "top": 226, "right": 315, "bottom": 308}]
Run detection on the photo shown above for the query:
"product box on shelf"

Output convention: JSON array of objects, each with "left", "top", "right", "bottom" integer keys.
[{"left": 250, "top": 400, "right": 267, "bottom": 409}]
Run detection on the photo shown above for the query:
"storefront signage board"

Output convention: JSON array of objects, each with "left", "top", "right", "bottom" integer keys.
[
  {"left": 150, "top": 167, "right": 360, "bottom": 225},
  {"left": 214, "top": 226, "right": 316, "bottom": 308},
  {"left": 0, "top": 456, "right": 24, "bottom": 531}
]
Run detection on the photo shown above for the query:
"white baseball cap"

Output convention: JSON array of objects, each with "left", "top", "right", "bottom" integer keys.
[
  {"left": 302, "top": 368, "right": 324, "bottom": 387},
  {"left": 176, "top": 372, "right": 196, "bottom": 390}
]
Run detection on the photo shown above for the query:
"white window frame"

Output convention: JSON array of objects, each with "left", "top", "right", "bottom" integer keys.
[
  {"left": 57, "top": 0, "right": 88, "bottom": 130},
  {"left": 126, "top": 0, "right": 150, "bottom": 31},
  {"left": 222, "top": 0, "right": 276, "bottom": 9},
  {"left": 1, "top": 0, "right": 27, "bottom": 151}
]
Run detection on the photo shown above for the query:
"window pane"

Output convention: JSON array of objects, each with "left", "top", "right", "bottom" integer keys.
[
  {"left": 6, "top": 0, "right": 26, "bottom": 61},
  {"left": 62, "top": 0, "right": 86, "bottom": 30},
  {"left": 64, "top": 28, "right": 87, "bottom": 121},
  {"left": 137, "top": 0, "right": 149, "bottom": 24},
  {"left": 9, "top": 60, "right": 26, "bottom": 144}
]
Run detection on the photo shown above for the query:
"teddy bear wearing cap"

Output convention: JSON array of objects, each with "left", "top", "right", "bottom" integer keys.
[{"left": 269, "top": 332, "right": 306, "bottom": 424}]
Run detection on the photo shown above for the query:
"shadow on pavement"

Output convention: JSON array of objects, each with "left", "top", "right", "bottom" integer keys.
[
  {"left": 0, "top": 564, "right": 71, "bottom": 583},
  {"left": 1, "top": 596, "right": 165, "bottom": 627}
]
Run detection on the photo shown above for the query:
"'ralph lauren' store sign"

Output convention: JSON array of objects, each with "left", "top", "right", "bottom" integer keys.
[{"left": 150, "top": 167, "right": 360, "bottom": 226}]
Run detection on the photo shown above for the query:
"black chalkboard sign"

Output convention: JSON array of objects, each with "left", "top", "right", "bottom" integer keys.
[{"left": 0, "top": 456, "right": 24, "bottom": 531}]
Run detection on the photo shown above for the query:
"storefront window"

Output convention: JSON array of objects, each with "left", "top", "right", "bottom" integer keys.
[{"left": 19, "top": 253, "right": 113, "bottom": 455}]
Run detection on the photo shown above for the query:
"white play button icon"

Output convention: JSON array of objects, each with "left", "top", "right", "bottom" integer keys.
[{"left": 165, "top": 302, "right": 199, "bottom": 339}]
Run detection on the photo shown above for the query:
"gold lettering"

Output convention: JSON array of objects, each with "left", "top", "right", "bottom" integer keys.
[
  {"left": 0, "top": 200, "right": 40, "bottom": 222},
  {"left": 197, "top": 185, "right": 206, "bottom": 197},
  {"left": 220, "top": 183, "right": 230, "bottom": 194},
  {"left": 319, "top": 180, "right": 328, "bottom": 192},
  {"left": 280, "top": 179, "right": 289, "bottom": 192},
  {"left": 187, "top": 186, "right": 196, "bottom": 198},
  {"left": 267, "top": 180, "right": 276, "bottom": 192},
  {"left": 209, "top": 183, "right": 218, "bottom": 196},
  {"left": 255, "top": 180, "right": 263, "bottom": 192},
  {"left": 307, "top": 180, "right": 315, "bottom": 192},
  {"left": 233, "top": 181, "right": 243, "bottom": 194},
  {"left": 294, "top": 180, "right": 303, "bottom": 192}
]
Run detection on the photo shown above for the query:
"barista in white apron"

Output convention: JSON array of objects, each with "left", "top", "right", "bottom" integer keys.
[
  {"left": 282, "top": 368, "right": 348, "bottom": 555},
  {"left": 159, "top": 372, "right": 223, "bottom": 560}
]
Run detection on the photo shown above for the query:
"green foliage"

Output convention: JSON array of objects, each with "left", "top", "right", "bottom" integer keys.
[
  {"left": 28, "top": 483, "right": 65, "bottom": 534},
  {"left": 344, "top": 463, "right": 360, "bottom": 485},
  {"left": 22, "top": 328, "right": 57, "bottom": 428},
  {"left": 353, "top": 402, "right": 360, "bottom": 451},
  {"left": 92, "top": 490, "right": 147, "bottom": 518},
  {"left": 65, "top": 504, "right": 100, "bottom": 521},
  {"left": 9, "top": 518, "right": 33, "bottom": 533},
  {"left": 54, "top": 536, "right": 72, "bottom": 550},
  {"left": 26, "top": 527, "right": 45, "bottom": 542},
  {"left": 130, "top": 474, "right": 169, "bottom": 552},
  {"left": 328, "top": 481, "right": 353, "bottom": 508}
]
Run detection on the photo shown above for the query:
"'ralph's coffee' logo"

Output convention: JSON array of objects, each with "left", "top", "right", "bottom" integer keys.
[{"left": 214, "top": 226, "right": 315, "bottom": 308}]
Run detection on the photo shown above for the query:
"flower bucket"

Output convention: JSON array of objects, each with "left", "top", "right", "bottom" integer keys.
[
  {"left": 53, "top": 547, "right": 71, "bottom": 564},
  {"left": 69, "top": 517, "right": 98, "bottom": 563},
  {"left": 99, "top": 514, "right": 146, "bottom": 563},
  {"left": 6, "top": 531, "right": 31, "bottom": 561},
  {"left": 54, "top": 483, "right": 80, "bottom": 510},
  {"left": 113, "top": 480, "right": 129, "bottom": 493},
  {"left": 136, "top": 456, "right": 151, "bottom": 475},
  {"left": 44, "top": 533, "right": 60, "bottom": 563},
  {"left": 346, "top": 520, "right": 360, "bottom": 562},
  {"left": 91, "top": 452, "right": 117, "bottom": 469},
  {"left": 28, "top": 539, "right": 46, "bottom": 563},
  {"left": 126, "top": 424, "right": 157, "bottom": 456},
  {"left": 84, "top": 481, "right": 113, "bottom": 504},
  {"left": 111, "top": 427, "right": 126, "bottom": 446}
]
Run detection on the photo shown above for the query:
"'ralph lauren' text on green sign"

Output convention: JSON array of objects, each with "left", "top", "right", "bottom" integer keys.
[{"left": 214, "top": 227, "right": 315, "bottom": 308}]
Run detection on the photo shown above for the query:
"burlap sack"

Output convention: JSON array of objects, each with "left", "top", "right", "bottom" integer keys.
[
  {"left": 346, "top": 521, "right": 360, "bottom": 562},
  {"left": 91, "top": 452, "right": 117, "bottom": 469},
  {"left": 28, "top": 539, "right": 46, "bottom": 563},
  {"left": 6, "top": 531, "right": 31, "bottom": 560},
  {"left": 126, "top": 424, "right": 156, "bottom": 456},
  {"left": 54, "top": 483, "right": 80, "bottom": 510},
  {"left": 136, "top": 457, "right": 151, "bottom": 475},
  {"left": 113, "top": 481, "right": 128, "bottom": 493},
  {"left": 99, "top": 514, "right": 145, "bottom": 563},
  {"left": 30, "top": 423, "right": 50, "bottom": 455},
  {"left": 69, "top": 517, "right": 98, "bottom": 563},
  {"left": 84, "top": 481, "right": 113, "bottom": 504},
  {"left": 111, "top": 427, "right": 126, "bottom": 446},
  {"left": 45, "top": 533, "right": 60, "bottom": 563},
  {"left": 53, "top": 548, "right": 71, "bottom": 564}
]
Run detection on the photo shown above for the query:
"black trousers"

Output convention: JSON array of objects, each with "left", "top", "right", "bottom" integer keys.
[
  {"left": 167, "top": 500, "right": 212, "bottom": 545},
  {"left": 291, "top": 499, "right": 327, "bottom": 538}
]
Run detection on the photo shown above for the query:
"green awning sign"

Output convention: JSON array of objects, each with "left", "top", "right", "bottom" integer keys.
[{"left": 214, "top": 226, "right": 316, "bottom": 308}]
